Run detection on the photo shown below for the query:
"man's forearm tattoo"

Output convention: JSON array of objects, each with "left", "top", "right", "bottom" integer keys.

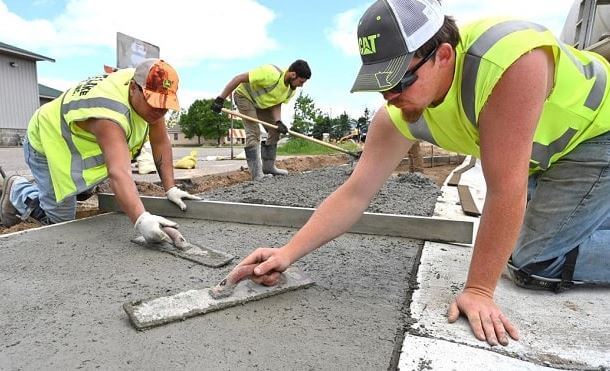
[{"left": 154, "top": 154, "right": 165, "bottom": 179}]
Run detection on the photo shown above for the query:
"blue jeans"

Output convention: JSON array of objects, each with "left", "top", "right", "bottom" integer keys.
[
  {"left": 9, "top": 139, "right": 82, "bottom": 223},
  {"left": 511, "top": 131, "right": 610, "bottom": 284}
]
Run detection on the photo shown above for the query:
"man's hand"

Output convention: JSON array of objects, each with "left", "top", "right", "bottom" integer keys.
[
  {"left": 134, "top": 212, "right": 178, "bottom": 243},
  {"left": 448, "top": 289, "right": 519, "bottom": 346},
  {"left": 166, "top": 186, "right": 201, "bottom": 211},
  {"left": 212, "top": 96, "right": 225, "bottom": 114},
  {"left": 237, "top": 247, "right": 292, "bottom": 286},
  {"left": 275, "top": 120, "right": 288, "bottom": 134}
]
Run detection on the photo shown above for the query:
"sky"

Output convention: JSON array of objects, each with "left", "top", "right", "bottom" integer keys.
[{"left": 0, "top": 0, "right": 575, "bottom": 122}]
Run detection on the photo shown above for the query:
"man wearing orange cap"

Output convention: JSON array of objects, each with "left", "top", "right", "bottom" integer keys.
[{"left": 0, "top": 59, "right": 199, "bottom": 243}]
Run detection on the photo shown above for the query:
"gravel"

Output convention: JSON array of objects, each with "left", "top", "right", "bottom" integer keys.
[{"left": 200, "top": 165, "right": 441, "bottom": 216}]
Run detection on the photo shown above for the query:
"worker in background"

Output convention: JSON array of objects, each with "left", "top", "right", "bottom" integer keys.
[
  {"left": 212, "top": 60, "right": 311, "bottom": 180},
  {"left": 233, "top": 0, "right": 610, "bottom": 347},
  {"left": 0, "top": 59, "right": 200, "bottom": 243},
  {"left": 407, "top": 140, "right": 424, "bottom": 173}
]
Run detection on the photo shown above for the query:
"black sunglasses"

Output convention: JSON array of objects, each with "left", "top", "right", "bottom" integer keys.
[{"left": 384, "top": 47, "right": 437, "bottom": 94}]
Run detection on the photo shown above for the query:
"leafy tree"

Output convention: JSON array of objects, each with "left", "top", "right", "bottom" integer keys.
[
  {"left": 291, "top": 92, "right": 320, "bottom": 134},
  {"left": 166, "top": 109, "right": 184, "bottom": 129},
  {"left": 332, "top": 111, "right": 353, "bottom": 139},
  {"left": 179, "top": 98, "right": 231, "bottom": 145},
  {"left": 311, "top": 114, "right": 333, "bottom": 140}
]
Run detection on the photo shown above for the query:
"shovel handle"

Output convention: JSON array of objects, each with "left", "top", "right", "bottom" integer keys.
[{"left": 221, "top": 108, "right": 360, "bottom": 158}]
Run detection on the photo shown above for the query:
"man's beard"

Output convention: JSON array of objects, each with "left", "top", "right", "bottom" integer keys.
[
  {"left": 289, "top": 77, "right": 297, "bottom": 90},
  {"left": 401, "top": 108, "right": 424, "bottom": 123}
]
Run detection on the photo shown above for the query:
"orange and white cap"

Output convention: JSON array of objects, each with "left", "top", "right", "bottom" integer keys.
[{"left": 133, "top": 58, "right": 180, "bottom": 111}]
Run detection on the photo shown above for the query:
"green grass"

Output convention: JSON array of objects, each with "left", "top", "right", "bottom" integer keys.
[{"left": 277, "top": 138, "right": 360, "bottom": 155}]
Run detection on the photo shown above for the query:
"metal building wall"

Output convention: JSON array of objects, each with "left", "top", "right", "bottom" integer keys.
[{"left": 0, "top": 53, "right": 39, "bottom": 130}]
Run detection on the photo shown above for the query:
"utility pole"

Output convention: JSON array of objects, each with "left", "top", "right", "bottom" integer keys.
[{"left": 230, "top": 94, "right": 235, "bottom": 160}]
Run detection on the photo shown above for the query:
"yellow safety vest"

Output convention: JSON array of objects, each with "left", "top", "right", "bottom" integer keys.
[
  {"left": 235, "top": 64, "right": 296, "bottom": 109},
  {"left": 387, "top": 17, "right": 610, "bottom": 173},
  {"left": 27, "top": 69, "right": 149, "bottom": 202}
]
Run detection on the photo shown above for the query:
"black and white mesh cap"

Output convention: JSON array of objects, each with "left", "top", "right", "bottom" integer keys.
[{"left": 351, "top": 0, "right": 444, "bottom": 92}]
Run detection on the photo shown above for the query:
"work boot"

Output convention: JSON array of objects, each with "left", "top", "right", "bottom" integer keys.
[
  {"left": 0, "top": 175, "right": 22, "bottom": 227},
  {"left": 244, "top": 145, "right": 271, "bottom": 181},
  {"left": 261, "top": 144, "right": 288, "bottom": 176}
]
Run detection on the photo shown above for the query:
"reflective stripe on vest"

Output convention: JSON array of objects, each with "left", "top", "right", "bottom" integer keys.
[
  {"left": 462, "top": 21, "right": 607, "bottom": 126},
  {"left": 530, "top": 128, "right": 577, "bottom": 170},
  {"left": 410, "top": 117, "right": 438, "bottom": 146},
  {"left": 461, "top": 21, "right": 547, "bottom": 126},
  {"left": 556, "top": 43, "right": 607, "bottom": 110},
  {"left": 60, "top": 96, "right": 131, "bottom": 191},
  {"left": 242, "top": 65, "right": 283, "bottom": 103}
]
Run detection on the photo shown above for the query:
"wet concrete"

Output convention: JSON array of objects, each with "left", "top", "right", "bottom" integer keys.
[
  {"left": 0, "top": 164, "right": 443, "bottom": 369},
  {"left": 1, "top": 214, "right": 421, "bottom": 369},
  {"left": 200, "top": 165, "right": 441, "bottom": 216}
]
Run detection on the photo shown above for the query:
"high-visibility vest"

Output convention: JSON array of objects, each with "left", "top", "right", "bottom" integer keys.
[
  {"left": 27, "top": 69, "right": 149, "bottom": 202},
  {"left": 387, "top": 17, "right": 610, "bottom": 173},
  {"left": 235, "top": 64, "right": 296, "bottom": 109}
]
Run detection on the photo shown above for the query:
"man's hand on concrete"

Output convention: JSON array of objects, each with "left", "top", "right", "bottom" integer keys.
[
  {"left": 134, "top": 212, "right": 178, "bottom": 243},
  {"left": 237, "top": 247, "right": 292, "bottom": 286},
  {"left": 447, "top": 288, "right": 519, "bottom": 346},
  {"left": 166, "top": 186, "right": 201, "bottom": 211},
  {"left": 212, "top": 96, "right": 225, "bottom": 114}
]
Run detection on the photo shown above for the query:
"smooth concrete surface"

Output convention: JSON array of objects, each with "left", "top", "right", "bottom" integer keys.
[
  {"left": 399, "top": 336, "right": 559, "bottom": 370},
  {"left": 401, "top": 157, "right": 610, "bottom": 370},
  {"left": 0, "top": 214, "right": 420, "bottom": 370}
]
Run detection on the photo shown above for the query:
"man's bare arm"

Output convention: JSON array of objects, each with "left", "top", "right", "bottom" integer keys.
[
  {"left": 218, "top": 72, "right": 249, "bottom": 100},
  {"left": 148, "top": 118, "right": 175, "bottom": 192},
  {"left": 239, "top": 108, "right": 413, "bottom": 275},
  {"left": 79, "top": 119, "right": 145, "bottom": 223},
  {"left": 448, "top": 47, "right": 555, "bottom": 345}
]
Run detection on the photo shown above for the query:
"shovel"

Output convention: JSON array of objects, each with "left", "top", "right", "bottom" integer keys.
[{"left": 221, "top": 108, "right": 361, "bottom": 159}]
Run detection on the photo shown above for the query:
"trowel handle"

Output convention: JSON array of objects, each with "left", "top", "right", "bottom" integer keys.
[
  {"left": 161, "top": 227, "right": 189, "bottom": 250},
  {"left": 221, "top": 264, "right": 259, "bottom": 287},
  {"left": 209, "top": 264, "right": 258, "bottom": 299}
]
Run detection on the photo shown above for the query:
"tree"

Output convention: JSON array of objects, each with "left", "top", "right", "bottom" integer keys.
[
  {"left": 166, "top": 109, "right": 183, "bottom": 129},
  {"left": 179, "top": 98, "right": 231, "bottom": 145},
  {"left": 332, "top": 111, "right": 353, "bottom": 139},
  {"left": 311, "top": 114, "right": 333, "bottom": 140},
  {"left": 291, "top": 92, "right": 320, "bottom": 135}
]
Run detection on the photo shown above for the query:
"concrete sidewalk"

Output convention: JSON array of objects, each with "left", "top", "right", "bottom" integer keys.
[
  {"left": 399, "top": 158, "right": 610, "bottom": 370},
  {"left": 0, "top": 215, "right": 420, "bottom": 369},
  {"left": 2, "top": 156, "right": 608, "bottom": 369}
]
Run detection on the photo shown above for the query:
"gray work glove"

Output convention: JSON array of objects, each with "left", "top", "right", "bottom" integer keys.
[
  {"left": 275, "top": 120, "right": 288, "bottom": 134},
  {"left": 212, "top": 96, "right": 225, "bottom": 114},
  {"left": 166, "top": 186, "right": 201, "bottom": 211},
  {"left": 134, "top": 212, "right": 178, "bottom": 243}
]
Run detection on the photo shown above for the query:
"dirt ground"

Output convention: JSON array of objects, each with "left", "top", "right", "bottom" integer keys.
[{"left": 0, "top": 154, "right": 459, "bottom": 235}]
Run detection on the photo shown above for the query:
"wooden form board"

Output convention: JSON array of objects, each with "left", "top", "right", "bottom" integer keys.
[
  {"left": 457, "top": 185, "right": 481, "bottom": 217},
  {"left": 447, "top": 156, "right": 477, "bottom": 186}
]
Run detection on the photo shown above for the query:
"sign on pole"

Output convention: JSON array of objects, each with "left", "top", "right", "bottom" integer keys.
[{"left": 116, "top": 32, "right": 160, "bottom": 69}]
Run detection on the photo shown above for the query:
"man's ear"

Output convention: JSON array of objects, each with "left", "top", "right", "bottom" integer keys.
[{"left": 435, "top": 43, "right": 454, "bottom": 67}]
